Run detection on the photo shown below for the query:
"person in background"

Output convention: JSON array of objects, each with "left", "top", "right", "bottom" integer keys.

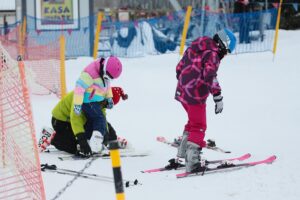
[
  {"left": 3, "top": 15, "right": 9, "bottom": 40},
  {"left": 167, "top": 29, "right": 236, "bottom": 173},
  {"left": 234, "top": 0, "right": 251, "bottom": 43},
  {"left": 73, "top": 56, "right": 122, "bottom": 154}
]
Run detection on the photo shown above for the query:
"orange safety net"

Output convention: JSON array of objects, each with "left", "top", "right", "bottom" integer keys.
[
  {"left": 0, "top": 43, "right": 46, "bottom": 200},
  {"left": 0, "top": 24, "right": 62, "bottom": 98}
]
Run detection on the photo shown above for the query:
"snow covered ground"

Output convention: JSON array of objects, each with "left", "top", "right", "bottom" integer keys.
[{"left": 33, "top": 30, "right": 300, "bottom": 200}]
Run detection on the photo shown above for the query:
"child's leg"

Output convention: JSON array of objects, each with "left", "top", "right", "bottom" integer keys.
[
  {"left": 103, "top": 122, "right": 117, "bottom": 145},
  {"left": 82, "top": 102, "right": 107, "bottom": 152},
  {"left": 184, "top": 104, "right": 207, "bottom": 148},
  {"left": 84, "top": 119, "right": 94, "bottom": 140},
  {"left": 82, "top": 102, "right": 107, "bottom": 136},
  {"left": 51, "top": 118, "right": 78, "bottom": 154}
]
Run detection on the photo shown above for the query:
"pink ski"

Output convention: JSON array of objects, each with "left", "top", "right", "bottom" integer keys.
[
  {"left": 156, "top": 136, "right": 231, "bottom": 153},
  {"left": 176, "top": 155, "right": 277, "bottom": 178},
  {"left": 141, "top": 153, "right": 251, "bottom": 173}
]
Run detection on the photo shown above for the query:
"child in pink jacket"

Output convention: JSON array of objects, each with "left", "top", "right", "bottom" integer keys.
[
  {"left": 73, "top": 56, "right": 122, "bottom": 155},
  {"left": 167, "top": 29, "right": 236, "bottom": 173}
]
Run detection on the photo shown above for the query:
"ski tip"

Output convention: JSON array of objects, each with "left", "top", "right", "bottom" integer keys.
[
  {"left": 268, "top": 155, "right": 277, "bottom": 163},
  {"left": 237, "top": 153, "right": 251, "bottom": 160}
]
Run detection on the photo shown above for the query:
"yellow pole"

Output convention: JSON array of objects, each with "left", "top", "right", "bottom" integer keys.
[
  {"left": 22, "top": 16, "right": 26, "bottom": 40},
  {"left": 179, "top": 6, "right": 192, "bottom": 56},
  {"left": 21, "top": 16, "right": 26, "bottom": 57},
  {"left": 60, "top": 35, "right": 67, "bottom": 98},
  {"left": 18, "top": 17, "right": 27, "bottom": 58},
  {"left": 17, "top": 56, "right": 47, "bottom": 200},
  {"left": 109, "top": 141, "right": 125, "bottom": 200},
  {"left": 272, "top": 0, "right": 283, "bottom": 55},
  {"left": 93, "top": 12, "right": 104, "bottom": 59}
]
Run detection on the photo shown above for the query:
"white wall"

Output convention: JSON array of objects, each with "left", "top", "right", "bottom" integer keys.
[{"left": 0, "top": 1, "right": 15, "bottom": 10}]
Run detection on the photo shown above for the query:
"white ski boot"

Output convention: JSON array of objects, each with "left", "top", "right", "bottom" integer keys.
[{"left": 89, "top": 131, "right": 104, "bottom": 153}]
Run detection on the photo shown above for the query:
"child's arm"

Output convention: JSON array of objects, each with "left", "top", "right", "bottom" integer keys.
[
  {"left": 73, "top": 72, "right": 94, "bottom": 113},
  {"left": 175, "top": 50, "right": 188, "bottom": 79},
  {"left": 202, "top": 51, "right": 221, "bottom": 95}
]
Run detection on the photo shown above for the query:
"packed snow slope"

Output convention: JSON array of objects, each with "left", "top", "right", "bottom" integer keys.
[{"left": 33, "top": 30, "right": 300, "bottom": 200}]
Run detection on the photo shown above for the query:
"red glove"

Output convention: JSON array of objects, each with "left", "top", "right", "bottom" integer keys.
[{"left": 112, "top": 87, "right": 128, "bottom": 105}]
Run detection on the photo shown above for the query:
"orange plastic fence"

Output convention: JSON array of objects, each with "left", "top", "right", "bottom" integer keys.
[
  {"left": 0, "top": 42, "right": 46, "bottom": 200},
  {"left": 0, "top": 24, "right": 62, "bottom": 98}
]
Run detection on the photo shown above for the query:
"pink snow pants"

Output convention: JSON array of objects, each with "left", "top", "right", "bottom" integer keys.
[{"left": 182, "top": 103, "right": 207, "bottom": 148}]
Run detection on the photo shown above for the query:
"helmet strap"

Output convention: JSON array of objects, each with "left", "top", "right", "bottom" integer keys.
[
  {"left": 213, "top": 34, "right": 229, "bottom": 58},
  {"left": 102, "top": 57, "right": 113, "bottom": 80}
]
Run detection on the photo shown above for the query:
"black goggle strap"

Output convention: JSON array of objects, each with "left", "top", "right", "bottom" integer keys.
[
  {"left": 215, "top": 34, "right": 230, "bottom": 53},
  {"left": 103, "top": 57, "right": 114, "bottom": 80}
]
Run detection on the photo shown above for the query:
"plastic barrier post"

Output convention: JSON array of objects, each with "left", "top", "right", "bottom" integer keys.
[
  {"left": 93, "top": 12, "right": 104, "bottom": 59},
  {"left": 179, "top": 6, "right": 192, "bottom": 56},
  {"left": 272, "top": 0, "right": 283, "bottom": 55},
  {"left": 60, "top": 35, "right": 67, "bottom": 98},
  {"left": 109, "top": 141, "right": 125, "bottom": 200}
]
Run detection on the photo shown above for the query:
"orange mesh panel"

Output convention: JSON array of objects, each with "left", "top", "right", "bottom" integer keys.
[
  {"left": 0, "top": 43, "right": 46, "bottom": 200},
  {"left": 0, "top": 25, "right": 61, "bottom": 98}
]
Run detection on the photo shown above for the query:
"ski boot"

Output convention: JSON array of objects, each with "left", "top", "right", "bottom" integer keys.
[
  {"left": 38, "top": 126, "right": 56, "bottom": 152},
  {"left": 164, "top": 157, "right": 185, "bottom": 170},
  {"left": 89, "top": 130, "right": 105, "bottom": 154},
  {"left": 206, "top": 139, "right": 216, "bottom": 148},
  {"left": 185, "top": 141, "right": 206, "bottom": 173}
]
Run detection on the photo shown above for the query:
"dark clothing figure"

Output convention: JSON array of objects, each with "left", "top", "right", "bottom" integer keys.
[
  {"left": 234, "top": 0, "right": 251, "bottom": 43},
  {"left": 51, "top": 117, "right": 78, "bottom": 154},
  {"left": 51, "top": 117, "right": 117, "bottom": 154},
  {"left": 3, "top": 16, "right": 9, "bottom": 40}
]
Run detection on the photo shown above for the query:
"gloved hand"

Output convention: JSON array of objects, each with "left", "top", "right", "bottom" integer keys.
[
  {"left": 106, "top": 98, "right": 114, "bottom": 109},
  {"left": 213, "top": 94, "right": 223, "bottom": 114},
  {"left": 76, "top": 133, "right": 92, "bottom": 157},
  {"left": 74, "top": 105, "right": 82, "bottom": 115}
]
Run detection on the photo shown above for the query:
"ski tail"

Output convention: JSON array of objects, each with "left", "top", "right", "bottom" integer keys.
[
  {"left": 141, "top": 168, "right": 165, "bottom": 173},
  {"left": 157, "top": 136, "right": 231, "bottom": 153}
]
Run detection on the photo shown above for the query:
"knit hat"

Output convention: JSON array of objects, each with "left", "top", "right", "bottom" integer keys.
[{"left": 112, "top": 87, "right": 128, "bottom": 105}]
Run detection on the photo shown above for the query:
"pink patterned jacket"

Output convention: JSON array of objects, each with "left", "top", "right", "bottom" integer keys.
[{"left": 175, "top": 36, "right": 222, "bottom": 105}]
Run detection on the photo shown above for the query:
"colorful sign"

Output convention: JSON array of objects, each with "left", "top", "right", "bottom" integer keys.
[{"left": 36, "top": 0, "right": 79, "bottom": 30}]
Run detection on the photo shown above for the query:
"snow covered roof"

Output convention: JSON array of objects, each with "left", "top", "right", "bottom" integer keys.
[{"left": 0, "top": 1, "right": 15, "bottom": 11}]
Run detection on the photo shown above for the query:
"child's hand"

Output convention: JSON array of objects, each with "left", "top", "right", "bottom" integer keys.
[
  {"left": 106, "top": 98, "right": 114, "bottom": 109},
  {"left": 213, "top": 94, "right": 223, "bottom": 114},
  {"left": 74, "top": 105, "right": 82, "bottom": 115}
]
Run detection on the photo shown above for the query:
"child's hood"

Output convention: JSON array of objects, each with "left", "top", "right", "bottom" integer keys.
[
  {"left": 84, "top": 59, "right": 101, "bottom": 79},
  {"left": 190, "top": 36, "right": 219, "bottom": 54}
]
